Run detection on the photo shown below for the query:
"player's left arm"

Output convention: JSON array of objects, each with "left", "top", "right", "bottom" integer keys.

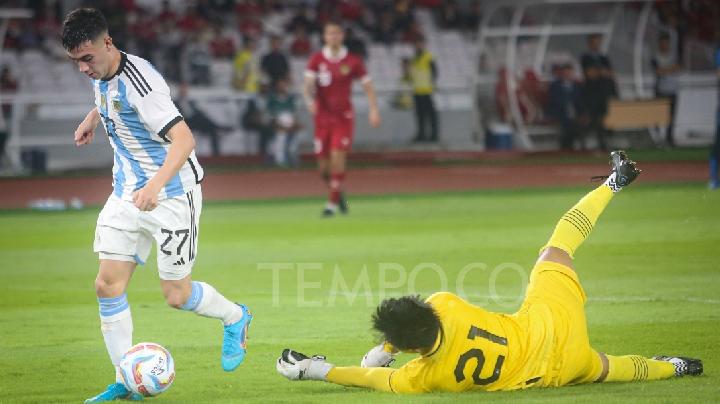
[
  {"left": 356, "top": 58, "right": 381, "bottom": 128},
  {"left": 133, "top": 121, "right": 195, "bottom": 211},
  {"left": 362, "top": 79, "right": 381, "bottom": 128}
]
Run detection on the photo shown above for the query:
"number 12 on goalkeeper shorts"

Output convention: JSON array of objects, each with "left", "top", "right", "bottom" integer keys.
[{"left": 160, "top": 228, "right": 194, "bottom": 266}]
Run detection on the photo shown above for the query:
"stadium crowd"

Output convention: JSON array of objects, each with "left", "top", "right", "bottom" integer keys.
[{"left": 1, "top": 0, "right": 718, "bottom": 158}]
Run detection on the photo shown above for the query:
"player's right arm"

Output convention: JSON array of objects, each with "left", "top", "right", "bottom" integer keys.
[
  {"left": 303, "top": 53, "right": 318, "bottom": 115},
  {"left": 303, "top": 74, "right": 317, "bottom": 115},
  {"left": 75, "top": 108, "right": 101, "bottom": 146},
  {"left": 326, "top": 367, "right": 396, "bottom": 392}
]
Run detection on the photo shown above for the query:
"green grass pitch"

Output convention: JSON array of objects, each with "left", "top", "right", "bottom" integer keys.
[{"left": 1, "top": 182, "right": 718, "bottom": 403}]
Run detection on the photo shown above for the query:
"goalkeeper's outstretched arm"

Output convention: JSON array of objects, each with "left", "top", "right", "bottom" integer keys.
[
  {"left": 326, "top": 367, "right": 396, "bottom": 392},
  {"left": 277, "top": 348, "right": 418, "bottom": 393}
]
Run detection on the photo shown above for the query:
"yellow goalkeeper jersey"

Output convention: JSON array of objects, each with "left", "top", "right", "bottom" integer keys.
[{"left": 389, "top": 263, "right": 596, "bottom": 393}]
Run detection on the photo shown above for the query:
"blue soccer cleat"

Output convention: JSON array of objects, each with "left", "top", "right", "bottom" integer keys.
[
  {"left": 84, "top": 383, "right": 142, "bottom": 403},
  {"left": 221, "top": 304, "right": 253, "bottom": 371}
]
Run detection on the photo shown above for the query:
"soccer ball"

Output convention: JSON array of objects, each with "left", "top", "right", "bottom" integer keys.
[{"left": 119, "top": 342, "right": 175, "bottom": 397}]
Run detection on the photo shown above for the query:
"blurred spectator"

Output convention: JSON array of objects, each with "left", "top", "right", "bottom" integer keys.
[
  {"left": 402, "top": 20, "right": 424, "bottom": 44},
  {"left": 266, "top": 78, "right": 302, "bottom": 167},
  {"left": 286, "top": 5, "right": 317, "bottom": 35},
  {"left": 177, "top": 4, "right": 203, "bottom": 33},
  {"left": 261, "top": 35, "right": 290, "bottom": 88},
  {"left": 183, "top": 31, "right": 212, "bottom": 86},
  {"left": 580, "top": 34, "right": 613, "bottom": 78},
  {"left": 519, "top": 69, "right": 545, "bottom": 124},
  {"left": 316, "top": 0, "right": 340, "bottom": 28},
  {"left": 1, "top": 66, "right": 19, "bottom": 98},
  {"left": 495, "top": 68, "right": 539, "bottom": 125},
  {"left": 209, "top": 25, "right": 236, "bottom": 59},
  {"left": 235, "top": 37, "right": 271, "bottom": 158},
  {"left": 464, "top": 1, "right": 482, "bottom": 34},
  {"left": 239, "top": 15, "right": 263, "bottom": 38},
  {"left": 98, "top": 1, "right": 129, "bottom": 50},
  {"left": 579, "top": 65, "right": 617, "bottom": 150},
  {"left": 709, "top": 39, "right": 720, "bottom": 189},
  {"left": 410, "top": 37, "right": 439, "bottom": 142},
  {"left": 547, "top": 64, "right": 583, "bottom": 150},
  {"left": 339, "top": 0, "right": 364, "bottom": 22},
  {"left": 391, "top": 57, "right": 413, "bottom": 110},
  {"left": 437, "top": 0, "right": 462, "bottom": 30},
  {"left": 394, "top": 0, "right": 415, "bottom": 34},
  {"left": 157, "top": 0, "right": 178, "bottom": 24},
  {"left": 290, "top": 26, "right": 312, "bottom": 57},
  {"left": 233, "top": 37, "right": 260, "bottom": 93},
  {"left": 373, "top": 11, "right": 396, "bottom": 45},
  {"left": 344, "top": 28, "right": 367, "bottom": 59},
  {"left": 127, "top": 9, "right": 157, "bottom": 63},
  {"left": 651, "top": 33, "right": 681, "bottom": 147},
  {"left": 0, "top": 67, "right": 17, "bottom": 165},
  {"left": 157, "top": 20, "right": 184, "bottom": 83},
  {"left": 176, "top": 84, "right": 228, "bottom": 156},
  {"left": 235, "top": 0, "right": 265, "bottom": 17}
]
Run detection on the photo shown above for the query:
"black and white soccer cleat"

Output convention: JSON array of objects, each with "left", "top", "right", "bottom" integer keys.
[
  {"left": 652, "top": 356, "right": 703, "bottom": 376},
  {"left": 609, "top": 150, "right": 641, "bottom": 188}
]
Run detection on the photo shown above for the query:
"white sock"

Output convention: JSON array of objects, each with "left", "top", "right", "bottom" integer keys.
[
  {"left": 180, "top": 281, "right": 243, "bottom": 326},
  {"left": 604, "top": 172, "right": 623, "bottom": 193},
  {"left": 98, "top": 294, "right": 133, "bottom": 384}
]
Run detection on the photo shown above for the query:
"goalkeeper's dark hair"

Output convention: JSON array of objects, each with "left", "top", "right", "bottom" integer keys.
[
  {"left": 61, "top": 8, "right": 108, "bottom": 51},
  {"left": 372, "top": 295, "right": 440, "bottom": 351}
]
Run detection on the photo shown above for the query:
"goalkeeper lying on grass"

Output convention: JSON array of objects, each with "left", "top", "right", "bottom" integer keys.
[{"left": 276, "top": 151, "right": 703, "bottom": 393}]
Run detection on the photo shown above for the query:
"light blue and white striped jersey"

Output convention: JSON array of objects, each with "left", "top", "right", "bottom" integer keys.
[{"left": 93, "top": 52, "right": 203, "bottom": 201}]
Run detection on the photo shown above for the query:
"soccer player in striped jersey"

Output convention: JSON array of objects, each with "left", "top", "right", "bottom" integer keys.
[
  {"left": 277, "top": 151, "right": 703, "bottom": 393},
  {"left": 62, "top": 8, "right": 252, "bottom": 402}
]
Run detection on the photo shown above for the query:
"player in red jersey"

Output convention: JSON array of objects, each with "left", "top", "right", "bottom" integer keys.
[{"left": 303, "top": 21, "right": 381, "bottom": 217}]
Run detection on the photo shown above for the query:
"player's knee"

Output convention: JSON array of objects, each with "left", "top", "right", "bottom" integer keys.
[
  {"left": 164, "top": 289, "right": 190, "bottom": 309},
  {"left": 94, "top": 275, "right": 123, "bottom": 297},
  {"left": 165, "top": 294, "right": 186, "bottom": 309},
  {"left": 537, "top": 246, "right": 574, "bottom": 269}
]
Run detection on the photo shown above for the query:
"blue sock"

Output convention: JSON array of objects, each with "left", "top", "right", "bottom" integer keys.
[
  {"left": 180, "top": 281, "right": 204, "bottom": 311},
  {"left": 711, "top": 157, "right": 718, "bottom": 185}
]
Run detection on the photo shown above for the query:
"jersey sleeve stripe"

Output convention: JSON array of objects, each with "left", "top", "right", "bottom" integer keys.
[
  {"left": 123, "top": 69, "right": 148, "bottom": 97},
  {"left": 126, "top": 60, "right": 153, "bottom": 93},
  {"left": 158, "top": 115, "right": 183, "bottom": 142},
  {"left": 187, "top": 157, "right": 202, "bottom": 184},
  {"left": 360, "top": 75, "right": 372, "bottom": 84}
]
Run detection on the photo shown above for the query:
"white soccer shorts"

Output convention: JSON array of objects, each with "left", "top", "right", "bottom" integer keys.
[{"left": 94, "top": 186, "right": 202, "bottom": 280}]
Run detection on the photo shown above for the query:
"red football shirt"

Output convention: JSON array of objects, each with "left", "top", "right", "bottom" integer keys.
[{"left": 306, "top": 47, "right": 369, "bottom": 118}]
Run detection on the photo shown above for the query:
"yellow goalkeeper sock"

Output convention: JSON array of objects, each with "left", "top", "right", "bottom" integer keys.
[
  {"left": 603, "top": 355, "right": 676, "bottom": 382},
  {"left": 540, "top": 183, "right": 614, "bottom": 258}
]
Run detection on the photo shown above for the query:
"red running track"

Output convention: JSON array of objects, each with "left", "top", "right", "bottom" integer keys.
[{"left": 0, "top": 161, "right": 707, "bottom": 209}]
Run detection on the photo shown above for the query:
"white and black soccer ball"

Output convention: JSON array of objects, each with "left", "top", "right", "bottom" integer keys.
[{"left": 119, "top": 342, "right": 175, "bottom": 397}]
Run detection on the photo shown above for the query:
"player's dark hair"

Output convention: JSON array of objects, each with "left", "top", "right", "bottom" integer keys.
[
  {"left": 323, "top": 19, "right": 344, "bottom": 31},
  {"left": 372, "top": 295, "right": 441, "bottom": 351},
  {"left": 61, "top": 8, "right": 108, "bottom": 51}
]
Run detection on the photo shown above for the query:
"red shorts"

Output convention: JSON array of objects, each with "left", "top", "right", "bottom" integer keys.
[{"left": 314, "top": 113, "right": 354, "bottom": 158}]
